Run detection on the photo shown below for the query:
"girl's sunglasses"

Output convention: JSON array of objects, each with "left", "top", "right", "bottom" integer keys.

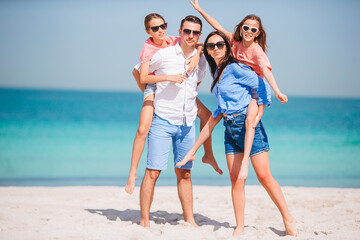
[
  {"left": 206, "top": 41, "right": 226, "bottom": 50},
  {"left": 242, "top": 25, "right": 259, "bottom": 34},
  {"left": 182, "top": 29, "right": 201, "bottom": 37},
  {"left": 149, "top": 23, "right": 167, "bottom": 32}
]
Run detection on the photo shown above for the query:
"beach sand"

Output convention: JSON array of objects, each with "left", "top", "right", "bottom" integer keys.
[{"left": 0, "top": 185, "right": 359, "bottom": 240}]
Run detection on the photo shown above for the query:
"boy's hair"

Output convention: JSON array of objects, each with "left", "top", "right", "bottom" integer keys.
[
  {"left": 180, "top": 15, "right": 202, "bottom": 31},
  {"left": 144, "top": 13, "right": 165, "bottom": 30},
  {"left": 234, "top": 14, "right": 268, "bottom": 52}
]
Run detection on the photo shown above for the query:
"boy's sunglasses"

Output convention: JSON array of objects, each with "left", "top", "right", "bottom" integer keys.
[
  {"left": 206, "top": 41, "right": 226, "bottom": 50},
  {"left": 182, "top": 29, "right": 201, "bottom": 37},
  {"left": 149, "top": 23, "right": 167, "bottom": 32},
  {"left": 242, "top": 25, "right": 259, "bottom": 34}
]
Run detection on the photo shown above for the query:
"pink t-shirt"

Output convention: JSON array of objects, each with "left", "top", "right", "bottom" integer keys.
[
  {"left": 227, "top": 33, "right": 271, "bottom": 79},
  {"left": 140, "top": 36, "right": 180, "bottom": 63}
]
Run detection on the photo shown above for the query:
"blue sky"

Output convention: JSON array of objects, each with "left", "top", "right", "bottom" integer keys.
[{"left": 0, "top": 0, "right": 359, "bottom": 98}]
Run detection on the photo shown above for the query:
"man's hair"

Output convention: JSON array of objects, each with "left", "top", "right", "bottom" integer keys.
[{"left": 180, "top": 15, "right": 202, "bottom": 31}]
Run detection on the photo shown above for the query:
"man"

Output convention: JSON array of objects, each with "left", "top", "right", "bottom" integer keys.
[{"left": 139, "top": 15, "right": 206, "bottom": 227}]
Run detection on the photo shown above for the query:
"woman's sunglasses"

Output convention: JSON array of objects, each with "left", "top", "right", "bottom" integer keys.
[
  {"left": 242, "top": 25, "right": 259, "bottom": 34},
  {"left": 149, "top": 23, "right": 167, "bottom": 32},
  {"left": 206, "top": 41, "right": 226, "bottom": 50},
  {"left": 182, "top": 29, "right": 201, "bottom": 37}
]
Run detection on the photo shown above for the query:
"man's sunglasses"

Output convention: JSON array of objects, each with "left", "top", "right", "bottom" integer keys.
[
  {"left": 182, "top": 29, "right": 201, "bottom": 37},
  {"left": 206, "top": 41, "right": 226, "bottom": 50},
  {"left": 148, "top": 23, "right": 167, "bottom": 32},
  {"left": 242, "top": 25, "right": 259, "bottom": 34}
]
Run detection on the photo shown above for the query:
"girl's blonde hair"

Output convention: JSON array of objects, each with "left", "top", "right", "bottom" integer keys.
[{"left": 234, "top": 14, "right": 268, "bottom": 53}]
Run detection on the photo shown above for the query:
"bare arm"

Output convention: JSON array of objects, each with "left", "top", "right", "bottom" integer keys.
[
  {"left": 190, "top": 0, "right": 232, "bottom": 36},
  {"left": 139, "top": 61, "right": 186, "bottom": 84},
  {"left": 261, "top": 66, "right": 288, "bottom": 104},
  {"left": 186, "top": 43, "right": 203, "bottom": 72}
]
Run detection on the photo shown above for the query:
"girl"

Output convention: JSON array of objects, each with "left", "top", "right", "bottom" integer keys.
[
  {"left": 177, "top": 31, "right": 296, "bottom": 237},
  {"left": 190, "top": 0, "right": 288, "bottom": 179},
  {"left": 125, "top": 13, "right": 222, "bottom": 195}
]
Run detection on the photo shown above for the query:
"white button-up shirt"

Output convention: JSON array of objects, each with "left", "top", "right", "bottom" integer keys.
[{"left": 148, "top": 42, "right": 207, "bottom": 126}]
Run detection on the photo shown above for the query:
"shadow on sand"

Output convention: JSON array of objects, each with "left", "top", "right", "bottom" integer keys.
[
  {"left": 85, "top": 208, "right": 232, "bottom": 231},
  {"left": 268, "top": 227, "right": 286, "bottom": 236}
]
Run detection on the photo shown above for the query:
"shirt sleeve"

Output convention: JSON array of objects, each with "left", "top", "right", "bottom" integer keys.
[
  {"left": 212, "top": 106, "right": 222, "bottom": 118},
  {"left": 140, "top": 40, "right": 157, "bottom": 63},
  {"left": 254, "top": 46, "right": 272, "bottom": 71},
  {"left": 148, "top": 52, "right": 162, "bottom": 74},
  {"left": 232, "top": 64, "right": 268, "bottom": 106}
]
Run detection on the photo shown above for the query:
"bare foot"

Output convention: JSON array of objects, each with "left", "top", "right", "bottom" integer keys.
[
  {"left": 185, "top": 219, "right": 199, "bottom": 228},
  {"left": 125, "top": 175, "right": 137, "bottom": 194},
  {"left": 140, "top": 219, "right": 150, "bottom": 228},
  {"left": 232, "top": 226, "right": 244, "bottom": 237},
  {"left": 284, "top": 217, "right": 297, "bottom": 236},
  {"left": 176, "top": 151, "right": 196, "bottom": 167},
  {"left": 202, "top": 154, "right": 223, "bottom": 175}
]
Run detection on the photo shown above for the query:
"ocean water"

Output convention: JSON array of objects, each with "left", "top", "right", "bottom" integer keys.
[{"left": 0, "top": 88, "right": 359, "bottom": 188}]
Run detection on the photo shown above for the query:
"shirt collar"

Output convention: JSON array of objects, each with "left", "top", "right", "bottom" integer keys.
[{"left": 174, "top": 42, "right": 197, "bottom": 59}]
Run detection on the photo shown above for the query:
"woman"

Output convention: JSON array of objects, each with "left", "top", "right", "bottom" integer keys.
[{"left": 177, "top": 31, "right": 296, "bottom": 237}]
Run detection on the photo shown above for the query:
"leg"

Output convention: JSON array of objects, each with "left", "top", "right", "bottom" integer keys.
[
  {"left": 139, "top": 169, "right": 161, "bottom": 227},
  {"left": 239, "top": 98, "right": 258, "bottom": 179},
  {"left": 132, "top": 68, "right": 146, "bottom": 93},
  {"left": 226, "top": 153, "right": 246, "bottom": 237},
  {"left": 174, "top": 168, "right": 198, "bottom": 227},
  {"left": 196, "top": 98, "right": 223, "bottom": 175},
  {"left": 251, "top": 152, "right": 297, "bottom": 236},
  {"left": 125, "top": 94, "right": 155, "bottom": 194}
]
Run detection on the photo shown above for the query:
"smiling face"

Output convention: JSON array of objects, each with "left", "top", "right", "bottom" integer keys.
[
  {"left": 240, "top": 19, "right": 261, "bottom": 44},
  {"left": 206, "top": 34, "right": 227, "bottom": 65},
  {"left": 146, "top": 18, "right": 166, "bottom": 43},
  {"left": 179, "top": 21, "right": 202, "bottom": 49}
]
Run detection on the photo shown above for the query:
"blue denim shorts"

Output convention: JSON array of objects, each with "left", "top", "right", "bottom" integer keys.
[
  {"left": 144, "top": 83, "right": 156, "bottom": 99},
  {"left": 147, "top": 114, "right": 195, "bottom": 170},
  {"left": 223, "top": 114, "right": 269, "bottom": 156}
]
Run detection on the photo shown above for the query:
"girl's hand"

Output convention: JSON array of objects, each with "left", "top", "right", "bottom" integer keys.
[
  {"left": 190, "top": 0, "right": 201, "bottom": 11},
  {"left": 276, "top": 92, "right": 288, "bottom": 104},
  {"left": 238, "top": 161, "right": 249, "bottom": 180},
  {"left": 186, "top": 53, "right": 200, "bottom": 72},
  {"left": 167, "top": 74, "right": 186, "bottom": 84}
]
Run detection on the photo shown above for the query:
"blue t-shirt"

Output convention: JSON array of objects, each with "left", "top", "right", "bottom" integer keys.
[{"left": 212, "top": 63, "right": 270, "bottom": 119}]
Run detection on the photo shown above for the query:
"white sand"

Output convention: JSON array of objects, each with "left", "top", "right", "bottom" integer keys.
[{"left": 0, "top": 185, "right": 359, "bottom": 240}]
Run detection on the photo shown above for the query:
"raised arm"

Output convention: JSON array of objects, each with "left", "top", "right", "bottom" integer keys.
[
  {"left": 139, "top": 60, "right": 186, "bottom": 84},
  {"left": 190, "top": 0, "right": 232, "bottom": 36},
  {"left": 261, "top": 67, "right": 288, "bottom": 104}
]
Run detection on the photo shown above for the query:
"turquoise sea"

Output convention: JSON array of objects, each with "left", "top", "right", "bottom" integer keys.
[{"left": 0, "top": 88, "right": 359, "bottom": 188}]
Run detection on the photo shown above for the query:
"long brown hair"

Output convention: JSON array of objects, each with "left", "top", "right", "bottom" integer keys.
[
  {"left": 204, "top": 31, "right": 239, "bottom": 92},
  {"left": 144, "top": 13, "right": 165, "bottom": 30},
  {"left": 233, "top": 14, "right": 268, "bottom": 53}
]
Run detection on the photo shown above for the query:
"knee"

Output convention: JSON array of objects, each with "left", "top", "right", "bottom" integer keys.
[
  {"left": 137, "top": 125, "right": 150, "bottom": 138},
  {"left": 148, "top": 170, "right": 161, "bottom": 181},
  {"left": 257, "top": 172, "right": 273, "bottom": 186},
  {"left": 177, "top": 169, "right": 191, "bottom": 181},
  {"left": 245, "top": 116, "right": 255, "bottom": 128},
  {"left": 132, "top": 69, "right": 139, "bottom": 77},
  {"left": 230, "top": 174, "right": 246, "bottom": 187}
]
